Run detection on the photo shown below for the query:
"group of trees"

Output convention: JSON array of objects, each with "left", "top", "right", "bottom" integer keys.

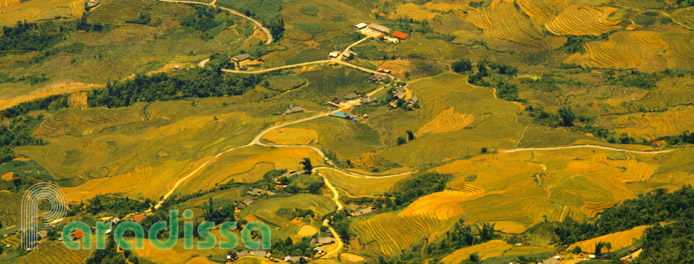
[
  {"left": 203, "top": 197, "right": 236, "bottom": 223},
  {"left": 0, "top": 20, "right": 67, "bottom": 52},
  {"left": 89, "top": 68, "right": 262, "bottom": 108},
  {"left": 396, "top": 130, "right": 416, "bottom": 145},
  {"left": 392, "top": 172, "right": 451, "bottom": 206},
  {"left": 535, "top": 186, "right": 694, "bottom": 254},
  {"left": 182, "top": 5, "right": 235, "bottom": 39},
  {"left": 0, "top": 115, "right": 45, "bottom": 163},
  {"left": 85, "top": 233, "right": 133, "bottom": 264},
  {"left": 657, "top": 131, "right": 694, "bottom": 145},
  {"left": 466, "top": 60, "right": 520, "bottom": 101},
  {"left": 72, "top": 194, "right": 153, "bottom": 217},
  {"left": 270, "top": 236, "right": 313, "bottom": 261}
]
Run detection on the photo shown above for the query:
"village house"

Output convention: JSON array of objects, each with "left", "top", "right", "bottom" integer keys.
[
  {"left": 232, "top": 53, "right": 251, "bottom": 62},
  {"left": 134, "top": 214, "right": 147, "bottom": 223},
  {"left": 238, "top": 198, "right": 255, "bottom": 209},
  {"left": 237, "top": 250, "right": 271, "bottom": 258},
  {"left": 329, "top": 97, "right": 341, "bottom": 106},
  {"left": 329, "top": 51, "right": 340, "bottom": 58},
  {"left": 392, "top": 31, "right": 408, "bottom": 40},
  {"left": 392, "top": 87, "right": 406, "bottom": 99},
  {"left": 284, "top": 105, "right": 306, "bottom": 115},
  {"left": 355, "top": 23, "right": 367, "bottom": 30},
  {"left": 86, "top": 0, "right": 100, "bottom": 10},
  {"left": 360, "top": 97, "right": 375, "bottom": 104},
  {"left": 332, "top": 111, "right": 349, "bottom": 119},
  {"left": 344, "top": 93, "right": 359, "bottom": 100},
  {"left": 311, "top": 236, "right": 335, "bottom": 246},
  {"left": 368, "top": 23, "right": 392, "bottom": 34},
  {"left": 350, "top": 207, "right": 374, "bottom": 217},
  {"left": 283, "top": 256, "right": 307, "bottom": 263},
  {"left": 368, "top": 74, "right": 388, "bottom": 83},
  {"left": 71, "top": 230, "right": 83, "bottom": 241},
  {"left": 36, "top": 230, "right": 48, "bottom": 240},
  {"left": 246, "top": 188, "right": 267, "bottom": 196},
  {"left": 407, "top": 95, "right": 419, "bottom": 105}
]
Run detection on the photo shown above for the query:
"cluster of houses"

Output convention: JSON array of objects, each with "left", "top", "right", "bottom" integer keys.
[
  {"left": 211, "top": 235, "right": 336, "bottom": 263},
  {"left": 231, "top": 53, "right": 261, "bottom": 70},
  {"left": 369, "top": 74, "right": 389, "bottom": 84},
  {"left": 389, "top": 85, "right": 419, "bottom": 109},
  {"left": 355, "top": 23, "right": 409, "bottom": 43}
]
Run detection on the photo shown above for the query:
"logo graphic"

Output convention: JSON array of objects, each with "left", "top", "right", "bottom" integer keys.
[
  {"left": 21, "top": 182, "right": 68, "bottom": 250},
  {"left": 21, "top": 182, "right": 271, "bottom": 252}
]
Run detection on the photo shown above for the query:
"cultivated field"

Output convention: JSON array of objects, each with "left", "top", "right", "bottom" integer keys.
[
  {"left": 0, "top": 0, "right": 86, "bottom": 26},
  {"left": 544, "top": 5, "right": 622, "bottom": 36},
  {"left": 351, "top": 211, "right": 449, "bottom": 256},
  {"left": 568, "top": 225, "right": 650, "bottom": 253},
  {"left": 461, "top": 0, "right": 548, "bottom": 49},
  {"left": 564, "top": 31, "right": 694, "bottom": 72}
]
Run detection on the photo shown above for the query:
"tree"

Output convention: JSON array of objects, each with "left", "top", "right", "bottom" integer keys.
[
  {"left": 406, "top": 130, "right": 415, "bottom": 141},
  {"left": 452, "top": 59, "right": 472, "bottom": 73},
  {"left": 397, "top": 137, "right": 407, "bottom": 145},
  {"left": 300, "top": 158, "right": 313, "bottom": 175},
  {"left": 558, "top": 107, "right": 576, "bottom": 127},
  {"left": 469, "top": 252, "right": 480, "bottom": 262},
  {"left": 571, "top": 246, "right": 582, "bottom": 254}
]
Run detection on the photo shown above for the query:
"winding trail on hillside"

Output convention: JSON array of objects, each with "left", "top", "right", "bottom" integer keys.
[{"left": 500, "top": 144, "right": 674, "bottom": 155}]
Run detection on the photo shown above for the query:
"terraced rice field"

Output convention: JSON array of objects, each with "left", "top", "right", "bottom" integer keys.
[
  {"left": 415, "top": 107, "right": 475, "bottom": 137},
  {"left": 671, "top": 7, "right": 694, "bottom": 29},
  {"left": 568, "top": 225, "right": 650, "bottom": 253},
  {"left": 398, "top": 189, "right": 484, "bottom": 220},
  {"left": 597, "top": 105, "right": 694, "bottom": 139},
  {"left": 88, "top": 0, "right": 150, "bottom": 25},
  {"left": 0, "top": 0, "right": 19, "bottom": 8},
  {"left": 564, "top": 31, "right": 694, "bottom": 72},
  {"left": 581, "top": 201, "right": 618, "bottom": 218},
  {"left": 319, "top": 168, "right": 407, "bottom": 196},
  {"left": 34, "top": 106, "right": 145, "bottom": 138},
  {"left": 441, "top": 240, "right": 513, "bottom": 263},
  {"left": 516, "top": 0, "right": 571, "bottom": 31},
  {"left": 351, "top": 211, "right": 446, "bottom": 255},
  {"left": 0, "top": 0, "right": 87, "bottom": 26},
  {"left": 388, "top": 3, "right": 437, "bottom": 22},
  {"left": 545, "top": 5, "right": 622, "bottom": 36},
  {"left": 15, "top": 242, "right": 93, "bottom": 264},
  {"left": 462, "top": 0, "right": 547, "bottom": 49}
]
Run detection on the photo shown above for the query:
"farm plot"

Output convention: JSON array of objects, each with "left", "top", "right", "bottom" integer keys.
[
  {"left": 544, "top": 5, "right": 622, "bottom": 36},
  {"left": 262, "top": 128, "right": 318, "bottom": 145},
  {"left": 14, "top": 241, "right": 93, "bottom": 264},
  {"left": 568, "top": 225, "right": 650, "bottom": 253},
  {"left": 319, "top": 168, "right": 407, "bottom": 196},
  {"left": 88, "top": 0, "right": 150, "bottom": 25},
  {"left": 414, "top": 107, "right": 475, "bottom": 137},
  {"left": 0, "top": 0, "right": 86, "bottom": 26},
  {"left": 671, "top": 7, "right": 694, "bottom": 29},
  {"left": 595, "top": 105, "right": 694, "bottom": 139},
  {"left": 398, "top": 189, "right": 485, "bottom": 221}
]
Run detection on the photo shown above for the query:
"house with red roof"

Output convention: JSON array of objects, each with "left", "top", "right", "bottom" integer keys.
[{"left": 392, "top": 31, "right": 408, "bottom": 40}]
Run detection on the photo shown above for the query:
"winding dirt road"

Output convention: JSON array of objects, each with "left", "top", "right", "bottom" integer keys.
[{"left": 160, "top": 0, "right": 273, "bottom": 45}]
